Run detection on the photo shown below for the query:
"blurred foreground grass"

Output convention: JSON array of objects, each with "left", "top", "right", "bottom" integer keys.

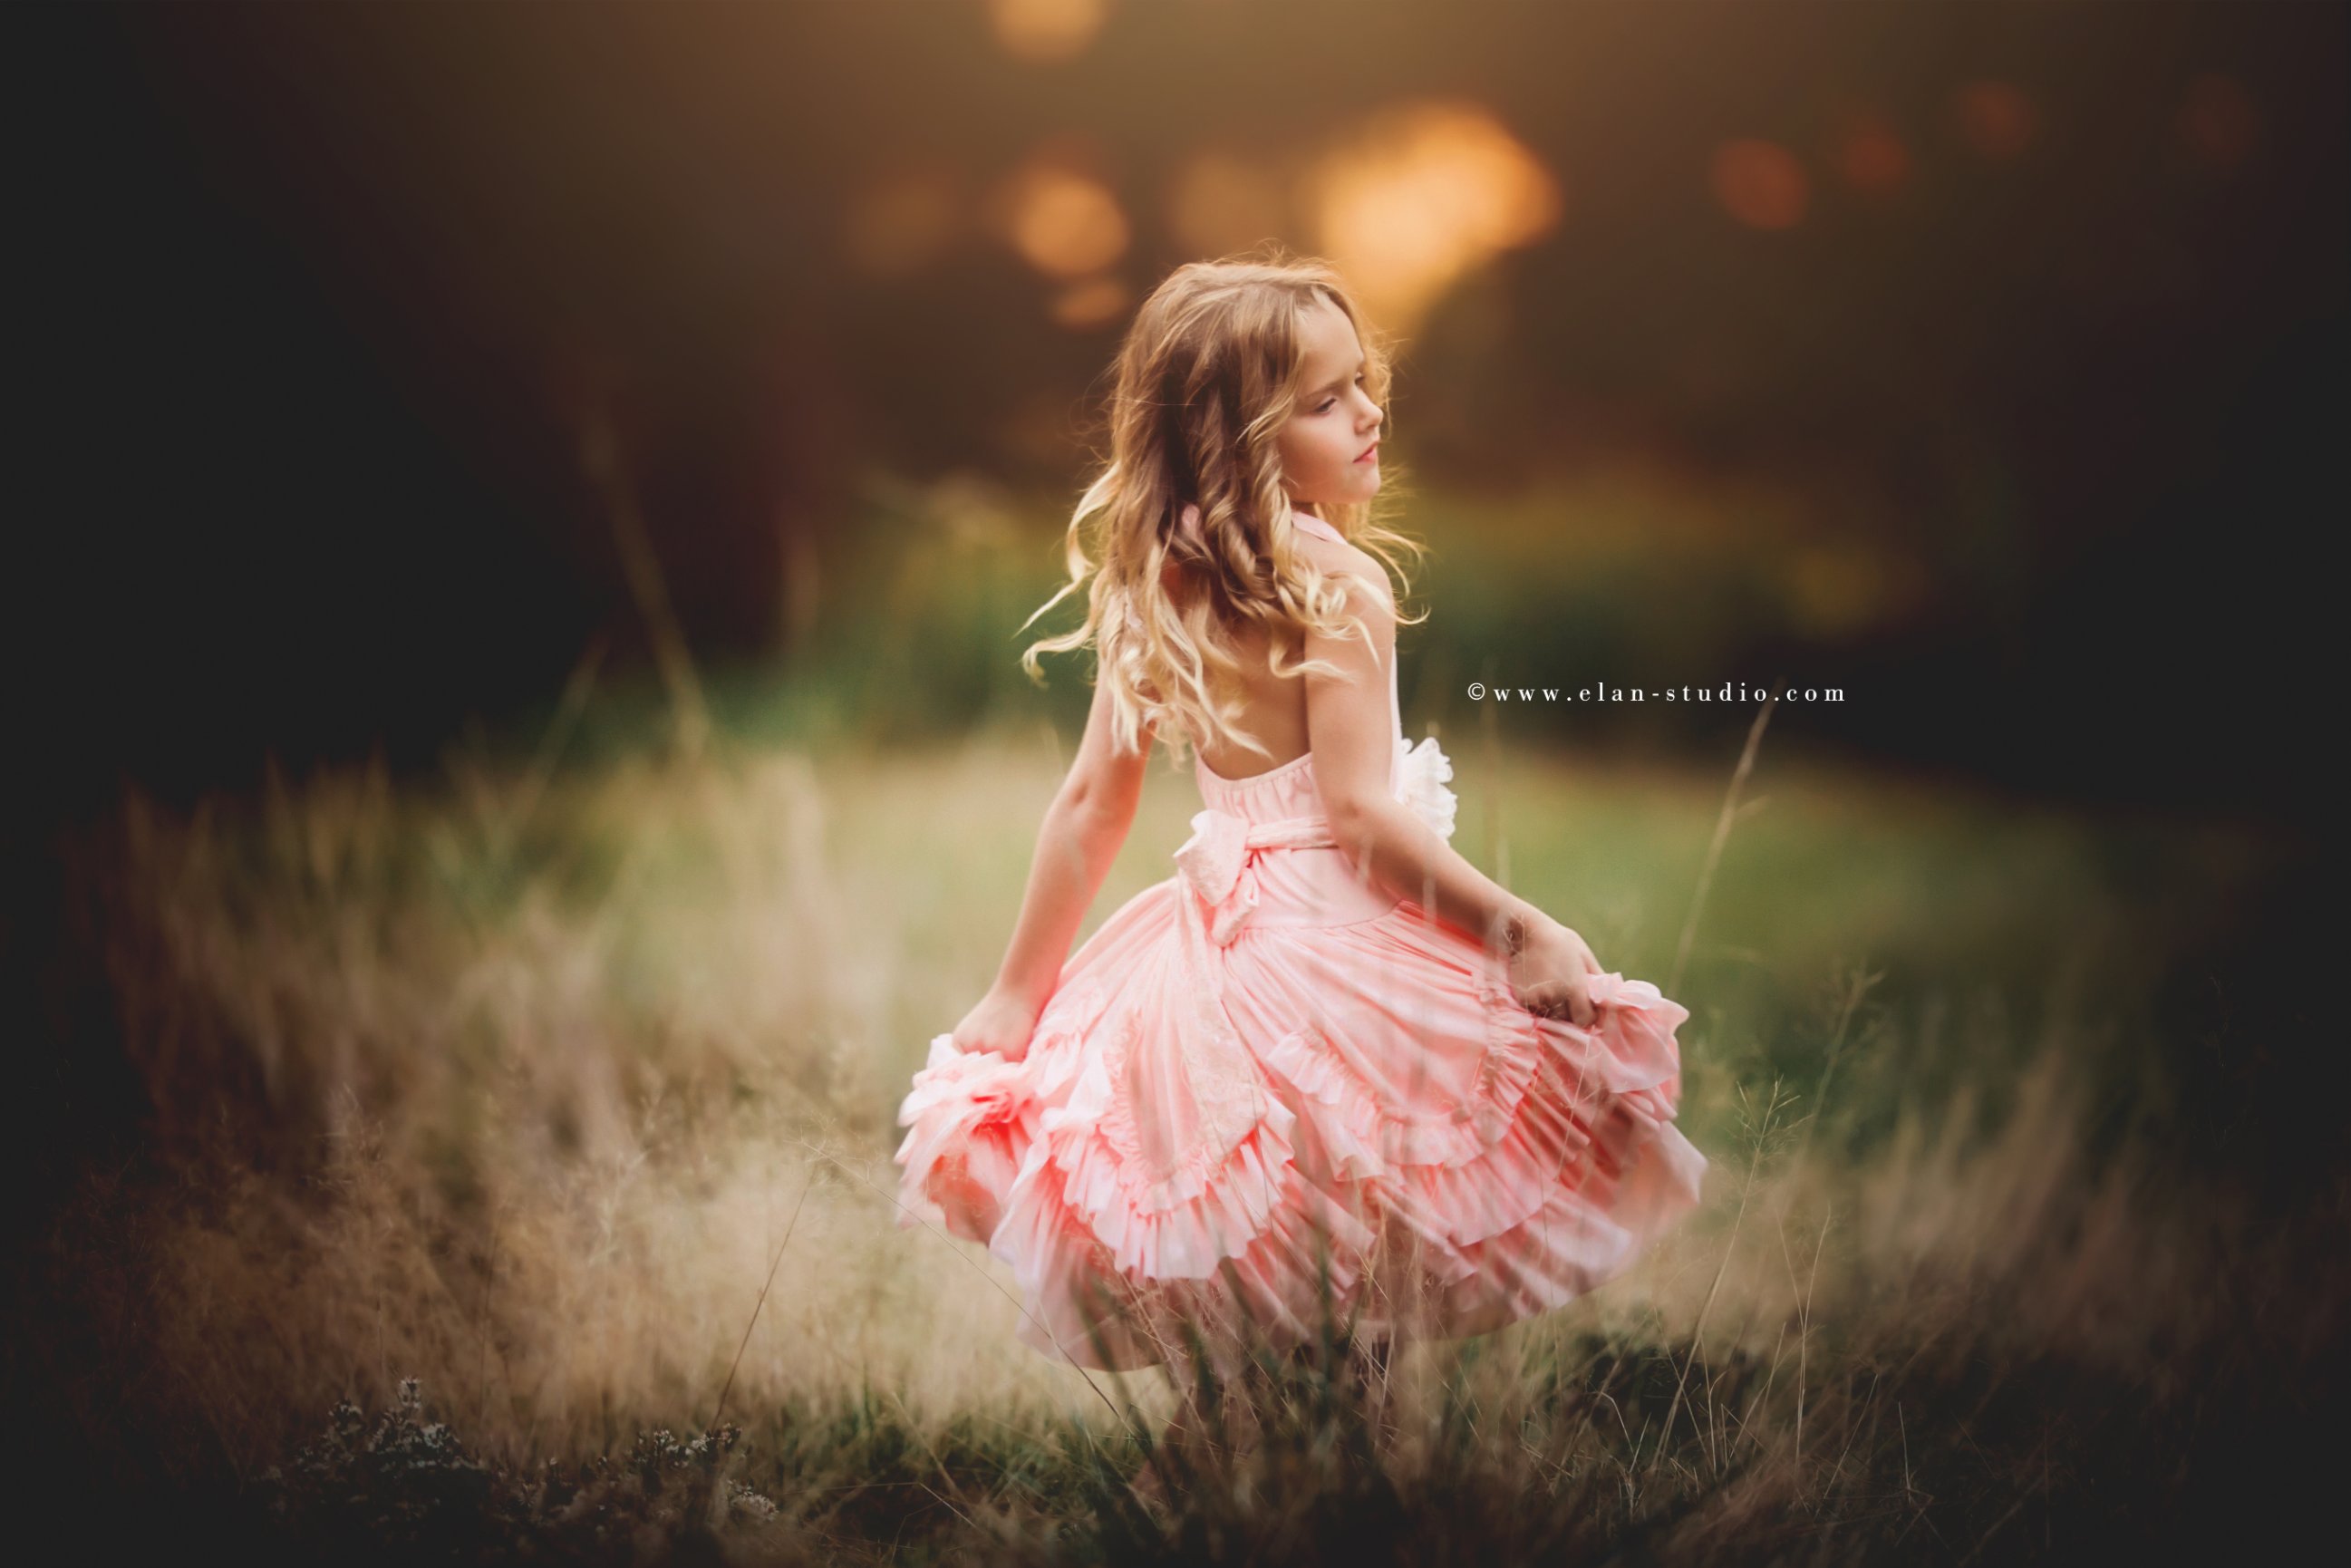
[{"left": 16, "top": 679, "right": 2336, "bottom": 1563}]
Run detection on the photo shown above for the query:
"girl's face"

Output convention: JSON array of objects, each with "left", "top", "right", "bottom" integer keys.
[{"left": 1276, "top": 295, "right": 1383, "bottom": 513}]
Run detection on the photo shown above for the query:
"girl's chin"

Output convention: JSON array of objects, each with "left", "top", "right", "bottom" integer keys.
[{"left": 1298, "top": 472, "right": 1380, "bottom": 508}]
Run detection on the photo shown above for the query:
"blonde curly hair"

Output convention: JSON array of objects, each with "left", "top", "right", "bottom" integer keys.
[{"left": 1018, "top": 248, "right": 1427, "bottom": 773}]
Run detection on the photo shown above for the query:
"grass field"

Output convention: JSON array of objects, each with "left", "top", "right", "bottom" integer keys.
[{"left": 13, "top": 675, "right": 2336, "bottom": 1564}]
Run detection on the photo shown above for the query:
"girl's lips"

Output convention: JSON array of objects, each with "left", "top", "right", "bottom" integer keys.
[{"left": 1356, "top": 444, "right": 1380, "bottom": 463}]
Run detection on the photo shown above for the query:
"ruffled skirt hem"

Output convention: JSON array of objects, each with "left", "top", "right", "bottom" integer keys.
[{"left": 894, "top": 886, "right": 1708, "bottom": 1375}]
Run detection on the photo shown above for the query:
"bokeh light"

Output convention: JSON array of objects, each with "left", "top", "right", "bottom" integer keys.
[
  {"left": 994, "top": 154, "right": 1129, "bottom": 278},
  {"left": 1306, "top": 101, "right": 1562, "bottom": 336},
  {"left": 1711, "top": 138, "right": 1808, "bottom": 229},
  {"left": 985, "top": 0, "right": 1108, "bottom": 64},
  {"left": 1835, "top": 111, "right": 1912, "bottom": 195},
  {"left": 1954, "top": 79, "right": 2039, "bottom": 160}
]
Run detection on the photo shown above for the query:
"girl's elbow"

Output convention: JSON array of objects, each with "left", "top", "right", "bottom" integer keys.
[
  {"left": 1055, "top": 781, "right": 1137, "bottom": 846},
  {"left": 1322, "top": 792, "right": 1391, "bottom": 845}
]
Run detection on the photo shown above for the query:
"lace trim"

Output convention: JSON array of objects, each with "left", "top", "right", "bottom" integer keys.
[{"left": 1038, "top": 1004, "right": 1291, "bottom": 1201}]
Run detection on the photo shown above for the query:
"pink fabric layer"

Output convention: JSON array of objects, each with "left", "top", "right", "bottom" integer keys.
[{"left": 895, "top": 508, "right": 1708, "bottom": 1376}]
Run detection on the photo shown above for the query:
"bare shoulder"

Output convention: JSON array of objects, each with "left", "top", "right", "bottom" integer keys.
[
  {"left": 1294, "top": 531, "right": 1398, "bottom": 682},
  {"left": 1294, "top": 528, "right": 1396, "bottom": 617}
]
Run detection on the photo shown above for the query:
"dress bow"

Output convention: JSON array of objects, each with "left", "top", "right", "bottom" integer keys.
[
  {"left": 1127, "top": 736, "right": 1463, "bottom": 1217},
  {"left": 1173, "top": 809, "right": 1340, "bottom": 946}
]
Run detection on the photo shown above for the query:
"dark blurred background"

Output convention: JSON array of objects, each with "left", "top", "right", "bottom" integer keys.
[{"left": 5, "top": 0, "right": 2340, "bottom": 826}]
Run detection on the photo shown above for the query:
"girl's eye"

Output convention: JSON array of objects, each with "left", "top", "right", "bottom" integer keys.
[{"left": 1316, "top": 376, "right": 1367, "bottom": 415}]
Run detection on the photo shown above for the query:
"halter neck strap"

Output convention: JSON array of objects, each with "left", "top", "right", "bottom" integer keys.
[{"left": 1291, "top": 508, "right": 1343, "bottom": 543}]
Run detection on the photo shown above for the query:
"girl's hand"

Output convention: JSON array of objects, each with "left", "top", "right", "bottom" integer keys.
[
  {"left": 1507, "top": 915, "right": 1602, "bottom": 1029},
  {"left": 951, "top": 987, "right": 1048, "bottom": 1063}
]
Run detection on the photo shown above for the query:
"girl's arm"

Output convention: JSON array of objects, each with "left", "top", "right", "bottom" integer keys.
[
  {"left": 958, "top": 673, "right": 1154, "bottom": 1054},
  {"left": 1304, "top": 572, "right": 1602, "bottom": 1025}
]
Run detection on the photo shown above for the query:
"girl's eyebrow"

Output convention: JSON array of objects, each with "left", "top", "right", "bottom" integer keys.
[{"left": 1311, "top": 355, "right": 1366, "bottom": 396}]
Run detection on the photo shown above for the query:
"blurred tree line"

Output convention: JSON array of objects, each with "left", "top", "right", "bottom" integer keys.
[{"left": 5, "top": 0, "right": 2340, "bottom": 828}]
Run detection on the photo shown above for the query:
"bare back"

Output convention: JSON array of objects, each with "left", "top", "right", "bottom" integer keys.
[
  {"left": 1189, "top": 618, "right": 1313, "bottom": 780},
  {"left": 1185, "top": 524, "right": 1397, "bottom": 782}
]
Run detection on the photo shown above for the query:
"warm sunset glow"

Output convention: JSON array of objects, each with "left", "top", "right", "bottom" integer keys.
[
  {"left": 985, "top": 0, "right": 1107, "bottom": 64},
  {"left": 1835, "top": 113, "right": 1912, "bottom": 195},
  {"left": 2179, "top": 73, "right": 2261, "bottom": 173},
  {"left": 1305, "top": 101, "right": 1562, "bottom": 336},
  {"left": 1166, "top": 150, "right": 1291, "bottom": 262},
  {"left": 1954, "top": 80, "right": 2038, "bottom": 160},
  {"left": 998, "top": 160, "right": 1130, "bottom": 278},
  {"left": 841, "top": 169, "right": 960, "bottom": 276},
  {"left": 1711, "top": 139, "right": 1808, "bottom": 230}
]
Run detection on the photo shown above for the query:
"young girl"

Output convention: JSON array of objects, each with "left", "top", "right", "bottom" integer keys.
[{"left": 894, "top": 253, "right": 1708, "bottom": 1470}]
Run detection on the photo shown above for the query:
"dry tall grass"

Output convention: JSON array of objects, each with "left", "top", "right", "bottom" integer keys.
[{"left": 17, "top": 724, "right": 2338, "bottom": 1563}]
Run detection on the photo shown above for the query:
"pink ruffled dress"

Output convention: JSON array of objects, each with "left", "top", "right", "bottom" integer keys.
[{"left": 895, "top": 508, "right": 1708, "bottom": 1379}]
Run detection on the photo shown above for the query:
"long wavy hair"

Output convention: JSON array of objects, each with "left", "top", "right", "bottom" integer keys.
[{"left": 1018, "top": 248, "right": 1427, "bottom": 772}]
